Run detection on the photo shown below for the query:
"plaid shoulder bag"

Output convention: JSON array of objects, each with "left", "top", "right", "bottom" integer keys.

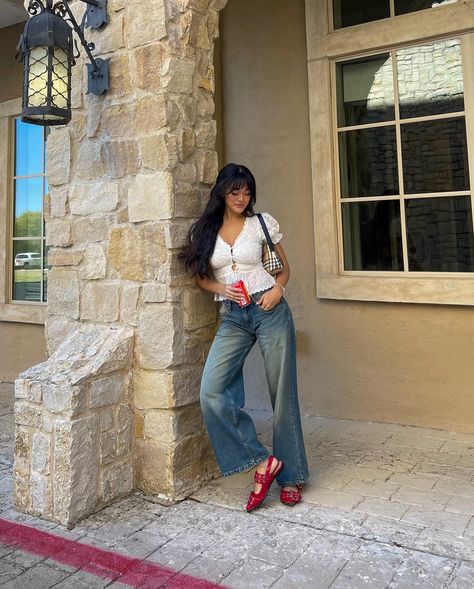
[{"left": 257, "top": 213, "right": 284, "bottom": 276}]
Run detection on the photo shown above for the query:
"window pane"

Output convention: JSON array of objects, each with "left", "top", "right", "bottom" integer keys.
[
  {"left": 333, "top": 0, "right": 390, "bottom": 29},
  {"left": 339, "top": 126, "right": 399, "bottom": 197},
  {"left": 337, "top": 54, "right": 394, "bottom": 127},
  {"left": 13, "top": 240, "right": 42, "bottom": 302},
  {"left": 14, "top": 177, "right": 43, "bottom": 237},
  {"left": 342, "top": 200, "right": 403, "bottom": 270},
  {"left": 401, "top": 117, "right": 469, "bottom": 194},
  {"left": 15, "top": 119, "right": 44, "bottom": 177},
  {"left": 397, "top": 39, "right": 464, "bottom": 119},
  {"left": 406, "top": 196, "right": 474, "bottom": 271},
  {"left": 395, "top": 0, "right": 457, "bottom": 16}
]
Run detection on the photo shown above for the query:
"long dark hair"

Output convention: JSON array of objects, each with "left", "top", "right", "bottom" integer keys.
[{"left": 182, "top": 163, "right": 256, "bottom": 278}]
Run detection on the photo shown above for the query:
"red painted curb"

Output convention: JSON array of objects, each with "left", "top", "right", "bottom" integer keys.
[{"left": 0, "top": 517, "right": 227, "bottom": 588}]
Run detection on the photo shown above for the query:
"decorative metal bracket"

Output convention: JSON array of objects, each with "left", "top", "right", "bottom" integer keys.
[
  {"left": 87, "top": 58, "right": 109, "bottom": 95},
  {"left": 85, "top": 0, "right": 108, "bottom": 30}
]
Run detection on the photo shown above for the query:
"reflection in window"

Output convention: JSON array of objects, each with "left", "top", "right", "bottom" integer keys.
[
  {"left": 12, "top": 120, "right": 49, "bottom": 303},
  {"left": 14, "top": 177, "right": 43, "bottom": 237},
  {"left": 397, "top": 39, "right": 464, "bottom": 119},
  {"left": 333, "top": 0, "right": 390, "bottom": 29},
  {"left": 335, "top": 37, "right": 474, "bottom": 273},
  {"left": 401, "top": 118, "right": 469, "bottom": 194},
  {"left": 334, "top": 0, "right": 458, "bottom": 28},
  {"left": 15, "top": 122, "right": 44, "bottom": 177},
  {"left": 342, "top": 201, "right": 403, "bottom": 270},
  {"left": 337, "top": 54, "right": 394, "bottom": 127},
  {"left": 339, "top": 126, "right": 399, "bottom": 198},
  {"left": 13, "top": 242, "right": 43, "bottom": 302},
  {"left": 406, "top": 196, "right": 474, "bottom": 271},
  {"left": 395, "top": 0, "right": 457, "bottom": 16}
]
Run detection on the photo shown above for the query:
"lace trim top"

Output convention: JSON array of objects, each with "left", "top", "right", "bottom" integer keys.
[{"left": 210, "top": 213, "right": 283, "bottom": 301}]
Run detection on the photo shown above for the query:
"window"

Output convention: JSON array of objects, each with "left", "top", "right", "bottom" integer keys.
[
  {"left": 11, "top": 118, "right": 50, "bottom": 303},
  {"left": 306, "top": 0, "right": 474, "bottom": 305},
  {"left": 333, "top": 0, "right": 458, "bottom": 30},
  {"left": 335, "top": 39, "right": 474, "bottom": 273}
]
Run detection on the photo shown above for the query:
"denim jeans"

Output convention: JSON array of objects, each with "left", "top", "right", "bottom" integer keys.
[{"left": 200, "top": 292, "right": 309, "bottom": 487}]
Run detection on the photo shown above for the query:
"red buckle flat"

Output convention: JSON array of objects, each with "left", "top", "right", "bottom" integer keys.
[
  {"left": 246, "top": 456, "right": 284, "bottom": 512},
  {"left": 280, "top": 485, "right": 302, "bottom": 506}
]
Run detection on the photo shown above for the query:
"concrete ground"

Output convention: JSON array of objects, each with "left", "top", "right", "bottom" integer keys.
[{"left": 0, "top": 381, "right": 473, "bottom": 588}]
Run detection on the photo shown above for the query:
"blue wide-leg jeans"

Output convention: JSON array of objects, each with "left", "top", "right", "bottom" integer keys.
[{"left": 200, "top": 294, "right": 309, "bottom": 487}]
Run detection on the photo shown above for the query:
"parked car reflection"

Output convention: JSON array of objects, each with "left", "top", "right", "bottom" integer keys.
[{"left": 14, "top": 252, "right": 41, "bottom": 268}]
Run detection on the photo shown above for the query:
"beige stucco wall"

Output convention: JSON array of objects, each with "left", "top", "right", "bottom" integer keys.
[
  {"left": 0, "top": 23, "right": 23, "bottom": 104},
  {"left": 220, "top": 0, "right": 474, "bottom": 432},
  {"left": 0, "top": 24, "right": 47, "bottom": 383},
  {"left": 0, "top": 322, "right": 47, "bottom": 382}
]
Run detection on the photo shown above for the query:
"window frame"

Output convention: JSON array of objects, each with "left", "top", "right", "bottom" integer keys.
[
  {"left": 306, "top": 0, "right": 474, "bottom": 305},
  {"left": 11, "top": 116, "right": 49, "bottom": 305},
  {"left": 0, "top": 98, "right": 46, "bottom": 324}
]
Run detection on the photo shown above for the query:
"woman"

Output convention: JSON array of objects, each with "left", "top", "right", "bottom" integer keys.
[{"left": 183, "top": 163, "right": 309, "bottom": 511}]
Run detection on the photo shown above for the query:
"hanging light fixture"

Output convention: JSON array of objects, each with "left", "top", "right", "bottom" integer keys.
[{"left": 17, "top": 0, "right": 109, "bottom": 126}]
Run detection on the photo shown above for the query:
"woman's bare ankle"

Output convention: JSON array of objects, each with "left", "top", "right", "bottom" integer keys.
[
  {"left": 256, "top": 459, "right": 268, "bottom": 473},
  {"left": 254, "top": 457, "right": 281, "bottom": 493}
]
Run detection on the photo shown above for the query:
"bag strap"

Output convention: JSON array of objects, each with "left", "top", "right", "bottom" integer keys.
[{"left": 256, "top": 213, "right": 275, "bottom": 252}]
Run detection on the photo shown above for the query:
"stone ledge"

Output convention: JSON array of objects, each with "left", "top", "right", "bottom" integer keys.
[{"left": 13, "top": 324, "right": 135, "bottom": 527}]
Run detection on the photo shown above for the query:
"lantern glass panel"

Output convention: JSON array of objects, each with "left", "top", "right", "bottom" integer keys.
[
  {"left": 28, "top": 46, "right": 49, "bottom": 108},
  {"left": 51, "top": 48, "right": 69, "bottom": 109}
]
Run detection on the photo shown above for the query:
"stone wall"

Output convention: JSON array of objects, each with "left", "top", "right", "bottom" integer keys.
[{"left": 14, "top": 0, "right": 229, "bottom": 525}]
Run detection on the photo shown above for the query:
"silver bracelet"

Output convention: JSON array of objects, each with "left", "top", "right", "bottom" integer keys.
[{"left": 274, "top": 283, "right": 286, "bottom": 293}]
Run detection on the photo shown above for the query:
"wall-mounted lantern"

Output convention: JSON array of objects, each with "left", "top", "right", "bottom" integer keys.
[{"left": 17, "top": 0, "right": 109, "bottom": 126}]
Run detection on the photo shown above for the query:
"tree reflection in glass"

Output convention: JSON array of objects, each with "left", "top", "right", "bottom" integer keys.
[{"left": 12, "top": 119, "right": 47, "bottom": 303}]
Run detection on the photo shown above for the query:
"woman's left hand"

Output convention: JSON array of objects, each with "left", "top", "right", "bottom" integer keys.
[{"left": 256, "top": 286, "right": 284, "bottom": 311}]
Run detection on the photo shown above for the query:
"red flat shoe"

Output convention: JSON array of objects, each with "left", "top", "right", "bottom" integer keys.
[
  {"left": 280, "top": 485, "right": 302, "bottom": 506},
  {"left": 246, "top": 456, "right": 284, "bottom": 512}
]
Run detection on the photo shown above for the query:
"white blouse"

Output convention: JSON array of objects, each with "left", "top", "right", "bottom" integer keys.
[{"left": 210, "top": 213, "right": 283, "bottom": 301}]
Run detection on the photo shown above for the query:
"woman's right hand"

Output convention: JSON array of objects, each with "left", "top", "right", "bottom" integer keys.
[{"left": 221, "top": 284, "right": 244, "bottom": 304}]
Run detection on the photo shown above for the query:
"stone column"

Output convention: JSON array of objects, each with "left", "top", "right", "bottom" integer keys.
[
  {"left": 14, "top": 0, "right": 229, "bottom": 525},
  {"left": 130, "top": 0, "right": 229, "bottom": 499}
]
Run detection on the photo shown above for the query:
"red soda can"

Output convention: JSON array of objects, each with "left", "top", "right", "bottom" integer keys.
[{"left": 233, "top": 280, "right": 251, "bottom": 307}]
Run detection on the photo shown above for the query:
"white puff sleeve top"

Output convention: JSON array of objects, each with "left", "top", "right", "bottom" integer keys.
[{"left": 210, "top": 212, "right": 283, "bottom": 301}]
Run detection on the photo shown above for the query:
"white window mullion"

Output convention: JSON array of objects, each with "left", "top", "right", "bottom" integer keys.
[
  {"left": 41, "top": 126, "right": 45, "bottom": 304},
  {"left": 460, "top": 34, "right": 474, "bottom": 243},
  {"left": 341, "top": 191, "right": 472, "bottom": 203},
  {"left": 330, "top": 59, "right": 347, "bottom": 273},
  {"left": 392, "top": 47, "right": 409, "bottom": 272},
  {"left": 337, "top": 111, "right": 466, "bottom": 135}
]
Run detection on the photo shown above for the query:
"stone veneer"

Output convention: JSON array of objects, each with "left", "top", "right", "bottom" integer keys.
[
  {"left": 14, "top": 0, "right": 229, "bottom": 526},
  {"left": 14, "top": 325, "right": 134, "bottom": 526}
]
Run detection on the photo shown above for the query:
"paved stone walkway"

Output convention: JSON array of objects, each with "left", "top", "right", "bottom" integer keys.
[{"left": 0, "top": 381, "right": 473, "bottom": 588}]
